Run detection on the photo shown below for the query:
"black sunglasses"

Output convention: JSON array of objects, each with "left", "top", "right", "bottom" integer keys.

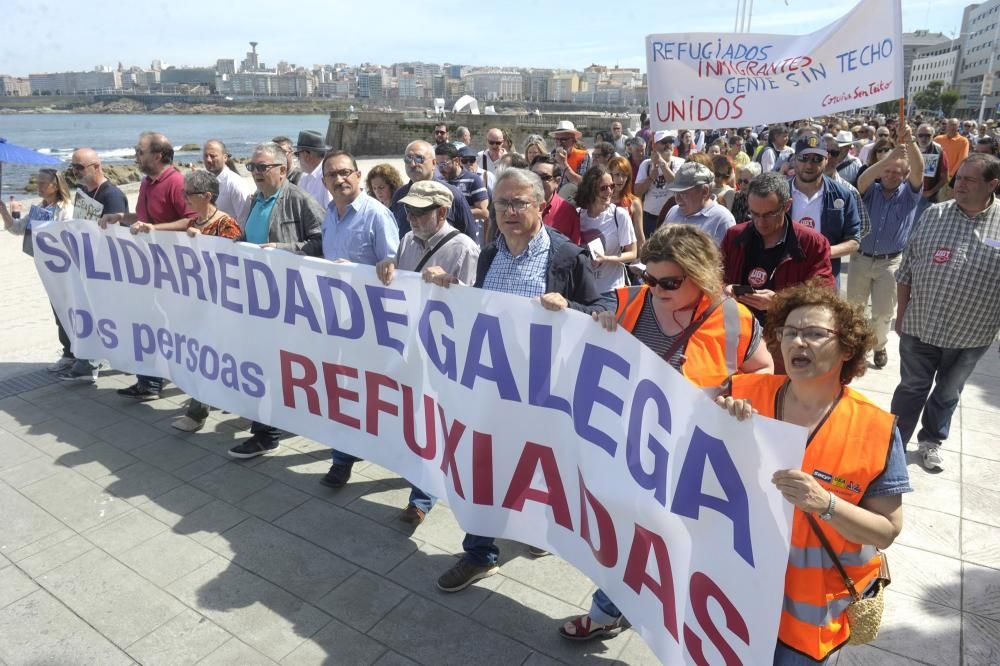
[{"left": 641, "top": 272, "right": 685, "bottom": 290}]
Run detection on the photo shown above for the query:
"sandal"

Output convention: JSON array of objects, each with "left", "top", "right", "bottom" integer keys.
[{"left": 559, "top": 614, "right": 627, "bottom": 641}]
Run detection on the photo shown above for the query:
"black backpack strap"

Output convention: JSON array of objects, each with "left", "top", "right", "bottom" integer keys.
[{"left": 415, "top": 230, "right": 462, "bottom": 272}]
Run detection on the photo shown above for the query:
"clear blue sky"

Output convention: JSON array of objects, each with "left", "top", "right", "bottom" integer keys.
[{"left": 0, "top": 0, "right": 976, "bottom": 76}]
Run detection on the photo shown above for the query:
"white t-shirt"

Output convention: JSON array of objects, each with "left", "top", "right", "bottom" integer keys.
[
  {"left": 215, "top": 167, "right": 255, "bottom": 220},
  {"left": 791, "top": 180, "right": 825, "bottom": 234},
  {"left": 579, "top": 204, "right": 637, "bottom": 293},
  {"left": 298, "top": 162, "right": 333, "bottom": 209},
  {"left": 476, "top": 150, "right": 504, "bottom": 175},
  {"left": 636, "top": 156, "right": 685, "bottom": 216}
]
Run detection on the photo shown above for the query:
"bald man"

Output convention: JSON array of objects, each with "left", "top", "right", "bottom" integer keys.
[
  {"left": 203, "top": 139, "right": 254, "bottom": 219},
  {"left": 476, "top": 128, "right": 507, "bottom": 175},
  {"left": 70, "top": 147, "right": 129, "bottom": 217}
]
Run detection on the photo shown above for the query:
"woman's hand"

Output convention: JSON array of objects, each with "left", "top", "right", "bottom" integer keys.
[
  {"left": 714, "top": 395, "right": 755, "bottom": 421},
  {"left": 187, "top": 226, "right": 202, "bottom": 238},
  {"left": 772, "top": 469, "right": 831, "bottom": 513},
  {"left": 591, "top": 310, "right": 618, "bottom": 332}
]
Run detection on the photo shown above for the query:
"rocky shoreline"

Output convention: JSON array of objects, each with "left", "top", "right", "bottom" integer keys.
[{"left": 0, "top": 98, "right": 351, "bottom": 116}]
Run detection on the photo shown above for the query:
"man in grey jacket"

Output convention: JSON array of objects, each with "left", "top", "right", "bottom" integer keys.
[
  {"left": 238, "top": 142, "right": 324, "bottom": 255},
  {"left": 229, "top": 142, "right": 324, "bottom": 459}
]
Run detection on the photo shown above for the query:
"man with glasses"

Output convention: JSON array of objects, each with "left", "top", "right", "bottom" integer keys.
[
  {"left": 476, "top": 128, "right": 506, "bottom": 176},
  {"left": 57, "top": 148, "right": 130, "bottom": 382},
  {"left": 293, "top": 130, "right": 333, "bottom": 208},
  {"left": 432, "top": 123, "right": 450, "bottom": 146},
  {"left": 390, "top": 140, "right": 473, "bottom": 238},
  {"left": 891, "top": 153, "right": 1000, "bottom": 471},
  {"left": 663, "top": 162, "right": 735, "bottom": 245},
  {"left": 823, "top": 131, "right": 862, "bottom": 186},
  {"left": 859, "top": 126, "right": 892, "bottom": 163},
  {"left": 323, "top": 181, "right": 478, "bottom": 504},
  {"left": 551, "top": 120, "right": 591, "bottom": 188},
  {"left": 434, "top": 142, "right": 488, "bottom": 233},
  {"left": 459, "top": 145, "right": 494, "bottom": 196},
  {"left": 610, "top": 120, "right": 627, "bottom": 154},
  {"left": 849, "top": 125, "right": 924, "bottom": 370},
  {"left": 99, "top": 132, "right": 197, "bottom": 400},
  {"left": 788, "top": 135, "right": 861, "bottom": 285},
  {"left": 727, "top": 135, "right": 751, "bottom": 168},
  {"left": 636, "top": 130, "right": 684, "bottom": 239},
  {"left": 424, "top": 167, "right": 604, "bottom": 593},
  {"left": 271, "top": 136, "right": 302, "bottom": 185},
  {"left": 934, "top": 118, "right": 969, "bottom": 179},
  {"left": 225, "top": 143, "right": 330, "bottom": 458},
  {"left": 915, "top": 123, "right": 949, "bottom": 219},
  {"left": 721, "top": 172, "right": 834, "bottom": 333},
  {"left": 531, "top": 154, "right": 580, "bottom": 244}
]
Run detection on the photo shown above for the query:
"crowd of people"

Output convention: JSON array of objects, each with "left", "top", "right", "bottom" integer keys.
[{"left": 2, "top": 109, "right": 999, "bottom": 664}]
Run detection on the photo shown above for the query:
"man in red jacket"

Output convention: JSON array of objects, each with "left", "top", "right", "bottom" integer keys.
[{"left": 721, "top": 172, "right": 834, "bottom": 327}]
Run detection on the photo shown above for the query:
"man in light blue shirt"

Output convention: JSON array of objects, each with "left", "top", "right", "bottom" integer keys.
[
  {"left": 321, "top": 151, "right": 399, "bottom": 264},
  {"left": 664, "top": 162, "right": 736, "bottom": 245},
  {"left": 319, "top": 150, "right": 400, "bottom": 486}
]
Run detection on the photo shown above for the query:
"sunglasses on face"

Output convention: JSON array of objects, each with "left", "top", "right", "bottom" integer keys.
[
  {"left": 533, "top": 172, "right": 556, "bottom": 182},
  {"left": 641, "top": 272, "right": 686, "bottom": 290},
  {"left": 796, "top": 154, "right": 825, "bottom": 164},
  {"left": 247, "top": 163, "right": 282, "bottom": 173},
  {"left": 460, "top": 157, "right": 477, "bottom": 165},
  {"left": 488, "top": 140, "right": 504, "bottom": 146},
  {"left": 403, "top": 154, "right": 427, "bottom": 165}
]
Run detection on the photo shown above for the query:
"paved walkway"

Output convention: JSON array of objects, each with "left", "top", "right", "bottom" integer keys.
[{"left": 1, "top": 226, "right": 998, "bottom": 665}]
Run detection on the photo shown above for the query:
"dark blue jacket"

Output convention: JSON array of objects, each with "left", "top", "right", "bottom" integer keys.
[
  {"left": 788, "top": 174, "right": 861, "bottom": 276},
  {"left": 475, "top": 227, "right": 606, "bottom": 314},
  {"left": 391, "top": 179, "right": 474, "bottom": 238}
]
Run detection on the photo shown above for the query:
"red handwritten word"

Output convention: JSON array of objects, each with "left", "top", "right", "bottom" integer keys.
[
  {"left": 821, "top": 80, "right": 894, "bottom": 108},
  {"left": 656, "top": 95, "right": 746, "bottom": 123},
  {"left": 699, "top": 56, "right": 813, "bottom": 79}
]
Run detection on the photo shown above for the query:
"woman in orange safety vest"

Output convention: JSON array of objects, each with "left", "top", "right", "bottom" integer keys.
[
  {"left": 719, "top": 281, "right": 912, "bottom": 664},
  {"left": 560, "top": 223, "right": 773, "bottom": 642}
]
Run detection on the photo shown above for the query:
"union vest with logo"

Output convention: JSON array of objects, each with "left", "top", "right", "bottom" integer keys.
[
  {"left": 613, "top": 286, "right": 755, "bottom": 387},
  {"left": 731, "top": 374, "right": 894, "bottom": 661}
]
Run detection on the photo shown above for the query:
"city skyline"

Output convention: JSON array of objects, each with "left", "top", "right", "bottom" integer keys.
[{"left": 0, "top": 0, "right": 973, "bottom": 76}]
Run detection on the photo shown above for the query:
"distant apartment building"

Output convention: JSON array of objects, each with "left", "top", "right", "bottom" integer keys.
[
  {"left": 357, "top": 71, "right": 384, "bottom": 99},
  {"left": 216, "top": 59, "right": 236, "bottom": 76},
  {"left": 160, "top": 67, "right": 216, "bottom": 89},
  {"left": 398, "top": 74, "right": 420, "bottom": 98},
  {"left": 957, "top": 0, "right": 1000, "bottom": 117},
  {"left": 29, "top": 70, "right": 122, "bottom": 94},
  {"left": 908, "top": 39, "right": 962, "bottom": 104},
  {"left": 466, "top": 70, "right": 523, "bottom": 101},
  {"left": 0, "top": 75, "right": 31, "bottom": 96},
  {"left": 548, "top": 72, "right": 580, "bottom": 102},
  {"left": 903, "top": 30, "right": 950, "bottom": 93}
]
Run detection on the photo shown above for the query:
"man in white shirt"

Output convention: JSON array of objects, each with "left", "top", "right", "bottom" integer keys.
[
  {"left": 476, "top": 128, "right": 506, "bottom": 176},
  {"left": 663, "top": 162, "right": 735, "bottom": 245},
  {"left": 610, "top": 121, "right": 627, "bottom": 154},
  {"left": 293, "top": 130, "right": 333, "bottom": 209},
  {"left": 201, "top": 140, "right": 254, "bottom": 220}
]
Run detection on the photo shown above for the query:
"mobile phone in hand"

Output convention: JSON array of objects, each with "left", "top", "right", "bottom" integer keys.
[{"left": 732, "top": 285, "right": 755, "bottom": 296}]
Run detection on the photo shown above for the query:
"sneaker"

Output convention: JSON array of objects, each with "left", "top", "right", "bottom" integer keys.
[
  {"left": 117, "top": 383, "right": 161, "bottom": 400},
  {"left": 58, "top": 361, "right": 98, "bottom": 383},
  {"left": 873, "top": 349, "right": 888, "bottom": 369},
  {"left": 919, "top": 442, "right": 943, "bottom": 471},
  {"left": 47, "top": 355, "right": 75, "bottom": 373},
  {"left": 528, "top": 546, "right": 550, "bottom": 557},
  {"left": 320, "top": 464, "right": 352, "bottom": 488},
  {"left": 228, "top": 435, "right": 278, "bottom": 459},
  {"left": 437, "top": 558, "right": 499, "bottom": 593},
  {"left": 171, "top": 415, "right": 205, "bottom": 432},
  {"left": 398, "top": 505, "right": 426, "bottom": 525}
]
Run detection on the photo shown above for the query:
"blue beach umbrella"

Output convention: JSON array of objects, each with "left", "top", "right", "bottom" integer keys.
[{"left": 0, "top": 137, "right": 62, "bottom": 197}]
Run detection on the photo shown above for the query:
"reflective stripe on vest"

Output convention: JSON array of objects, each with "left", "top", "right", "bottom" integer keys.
[
  {"left": 787, "top": 543, "right": 878, "bottom": 570},
  {"left": 614, "top": 287, "right": 645, "bottom": 327},
  {"left": 721, "top": 297, "right": 740, "bottom": 377},
  {"left": 784, "top": 595, "right": 854, "bottom": 628}
]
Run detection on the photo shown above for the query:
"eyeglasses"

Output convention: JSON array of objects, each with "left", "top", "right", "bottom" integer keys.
[
  {"left": 404, "top": 204, "right": 438, "bottom": 218},
  {"left": 641, "top": 272, "right": 686, "bottom": 290},
  {"left": 796, "top": 154, "right": 825, "bottom": 164},
  {"left": 827, "top": 149, "right": 841, "bottom": 157},
  {"left": 403, "top": 154, "right": 427, "bottom": 165},
  {"left": 324, "top": 168, "right": 357, "bottom": 179},
  {"left": 714, "top": 172, "right": 730, "bottom": 178},
  {"left": 434, "top": 130, "right": 448, "bottom": 135},
  {"left": 494, "top": 198, "right": 533, "bottom": 214},
  {"left": 460, "top": 157, "right": 477, "bottom": 165},
  {"left": 247, "top": 163, "right": 282, "bottom": 173},
  {"left": 554, "top": 136, "right": 575, "bottom": 143},
  {"left": 488, "top": 140, "right": 504, "bottom": 146},
  {"left": 184, "top": 190, "right": 207, "bottom": 197},
  {"left": 71, "top": 163, "right": 97, "bottom": 171},
  {"left": 876, "top": 148, "right": 891, "bottom": 154},
  {"left": 749, "top": 208, "right": 784, "bottom": 222},
  {"left": 775, "top": 325, "right": 839, "bottom": 343},
  {"left": 598, "top": 184, "right": 615, "bottom": 192},
  {"left": 533, "top": 172, "right": 556, "bottom": 182},
  {"left": 917, "top": 133, "right": 932, "bottom": 139}
]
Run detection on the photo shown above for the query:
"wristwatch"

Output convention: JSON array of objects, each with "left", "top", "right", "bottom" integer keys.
[{"left": 819, "top": 492, "right": 836, "bottom": 521}]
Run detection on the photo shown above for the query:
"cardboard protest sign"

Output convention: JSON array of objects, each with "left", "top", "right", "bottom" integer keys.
[
  {"left": 34, "top": 220, "right": 806, "bottom": 664},
  {"left": 646, "top": 0, "right": 903, "bottom": 130}
]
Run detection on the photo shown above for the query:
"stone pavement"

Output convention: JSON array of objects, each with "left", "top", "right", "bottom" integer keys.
[{"left": 1, "top": 226, "right": 999, "bottom": 665}]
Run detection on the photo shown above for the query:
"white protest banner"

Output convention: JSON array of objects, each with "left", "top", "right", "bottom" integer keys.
[
  {"left": 34, "top": 220, "right": 806, "bottom": 665},
  {"left": 646, "top": 0, "right": 903, "bottom": 130}
]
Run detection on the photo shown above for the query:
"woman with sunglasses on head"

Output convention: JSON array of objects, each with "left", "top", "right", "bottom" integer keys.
[
  {"left": 560, "top": 223, "right": 772, "bottom": 642},
  {"left": 721, "top": 282, "right": 910, "bottom": 664},
  {"left": 575, "top": 165, "right": 637, "bottom": 293},
  {"left": 1, "top": 168, "right": 79, "bottom": 373},
  {"left": 730, "top": 162, "right": 762, "bottom": 224},
  {"left": 608, "top": 155, "right": 645, "bottom": 249},
  {"left": 712, "top": 155, "right": 737, "bottom": 210}
]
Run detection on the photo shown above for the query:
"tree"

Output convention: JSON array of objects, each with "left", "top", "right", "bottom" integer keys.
[
  {"left": 913, "top": 80, "right": 946, "bottom": 113},
  {"left": 940, "top": 88, "right": 961, "bottom": 117},
  {"left": 876, "top": 100, "right": 898, "bottom": 115}
]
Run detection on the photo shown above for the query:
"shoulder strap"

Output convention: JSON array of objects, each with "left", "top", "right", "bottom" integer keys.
[
  {"left": 806, "top": 513, "right": 862, "bottom": 601},
  {"left": 662, "top": 301, "right": 722, "bottom": 364},
  {"left": 415, "top": 230, "right": 462, "bottom": 272}
]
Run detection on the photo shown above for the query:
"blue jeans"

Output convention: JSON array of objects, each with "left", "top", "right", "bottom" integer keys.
[
  {"left": 408, "top": 486, "right": 437, "bottom": 514},
  {"left": 773, "top": 643, "right": 829, "bottom": 665},
  {"left": 462, "top": 534, "right": 499, "bottom": 566},
  {"left": 642, "top": 211, "right": 660, "bottom": 240},
  {"left": 330, "top": 448, "right": 361, "bottom": 468},
  {"left": 891, "top": 334, "right": 989, "bottom": 446}
]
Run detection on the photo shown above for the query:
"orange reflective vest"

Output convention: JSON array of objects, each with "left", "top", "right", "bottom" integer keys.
[
  {"left": 731, "top": 374, "right": 894, "bottom": 661},
  {"left": 613, "top": 286, "right": 755, "bottom": 388}
]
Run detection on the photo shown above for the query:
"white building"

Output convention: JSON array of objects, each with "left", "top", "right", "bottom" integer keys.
[{"left": 908, "top": 39, "right": 962, "bottom": 103}]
